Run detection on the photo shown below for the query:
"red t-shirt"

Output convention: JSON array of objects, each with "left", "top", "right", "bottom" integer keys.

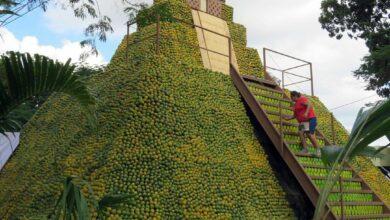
[{"left": 293, "top": 96, "right": 316, "bottom": 122}]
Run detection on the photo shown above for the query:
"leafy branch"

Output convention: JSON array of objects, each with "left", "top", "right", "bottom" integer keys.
[{"left": 314, "top": 100, "right": 390, "bottom": 219}]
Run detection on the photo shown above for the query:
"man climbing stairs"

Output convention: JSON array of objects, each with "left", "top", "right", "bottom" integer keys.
[{"left": 229, "top": 66, "right": 390, "bottom": 219}]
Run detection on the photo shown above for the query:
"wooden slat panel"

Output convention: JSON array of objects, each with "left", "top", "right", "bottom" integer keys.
[
  {"left": 187, "top": 0, "right": 200, "bottom": 10},
  {"left": 207, "top": 0, "right": 222, "bottom": 17}
]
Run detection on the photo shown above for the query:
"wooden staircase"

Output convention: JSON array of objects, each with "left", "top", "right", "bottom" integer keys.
[{"left": 229, "top": 65, "right": 390, "bottom": 220}]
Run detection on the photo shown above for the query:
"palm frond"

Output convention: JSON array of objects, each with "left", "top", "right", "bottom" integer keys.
[
  {"left": 49, "top": 177, "right": 133, "bottom": 220},
  {"left": 0, "top": 51, "right": 96, "bottom": 136},
  {"left": 313, "top": 100, "right": 390, "bottom": 219},
  {"left": 49, "top": 177, "right": 90, "bottom": 220},
  {"left": 320, "top": 145, "right": 344, "bottom": 166}
]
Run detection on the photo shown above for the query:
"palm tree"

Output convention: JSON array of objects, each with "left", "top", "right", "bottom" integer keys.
[
  {"left": 0, "top": 51, "right": 95, "bottom": 135},
  {"left": 314, "top": 100, "right": 390, "bottom": 219}
]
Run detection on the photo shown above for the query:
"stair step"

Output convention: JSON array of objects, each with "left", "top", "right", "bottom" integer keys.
[
  {"left": 258, "top": 100, "right": 293, "bottom": 110},
  {"left": 254, "top": 93, "right": 293, "bottom": 104},
  {"left": 284, "top": 133, "right": 326, "bottom": 141},
  {"left": 345, "top": 214, "right": 390, "bottom": 219},
  {"left": 246, "top": 81, "right": 284, "bottom": 94},
  {"left": 285, "top": 131, "right": 315, "bottom": 136},
  {"left": 287, "top": 141, "right": 317, "bottom": 146},
  {"left": 330, "top": 189, "right": 372, "bottom": 194},
  {"left": 263, "top": 107, "right": 293, "bottom": 116},
  {"left": 243, "top": 75, "right": 278, "bottom": 87},
  {"left": 272, "top": 120, "right": 299, "bottom": 127},
  {"left": 311, "top": 176, "right": 363, "bottom": 182},
  {"left": 284, "top": 131, "right": 301, "bottom": 136},
  {"left": 302, "top": 164, "right": 353, "bottom": 171},
  {"left": 265, "top": 110, "right": 292, "bottom": 118},
  {"left": 295, "top": 152, "right": 321, "bottom": 158},
  {"left": 328, "top": 201, "right": 384, "bottom": 206},
  {"left": 287, "top": 144, "right": 327, "bottom": 151}
]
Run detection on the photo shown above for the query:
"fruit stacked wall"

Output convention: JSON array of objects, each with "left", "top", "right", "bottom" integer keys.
[{"left": 0, "top": 1, "right": 295, "bottom": 218}]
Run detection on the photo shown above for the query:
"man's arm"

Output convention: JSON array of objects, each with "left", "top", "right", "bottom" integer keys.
[{"left": 303, "top": 99, "right": 312, "bottom": 118}]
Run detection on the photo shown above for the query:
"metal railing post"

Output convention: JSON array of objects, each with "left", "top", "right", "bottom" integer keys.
[
  {"left": 331, "top": 113, "right": 336, "bottom": 145},
  {"left": 282, "top": 71, "right": 285, "bottom": 89},
  {"left": 156, "top": 14, "right": 161, "bottom": 54},
  {"left": 279, "top": 100, "right": 284, "bottom": 155},
  {"left": 310, "top": 62, "right": 314, "bottom": 96},
  {"left": 263, "top": 48, "right": 267, "bottom": 74},
  {"left": 339, "top": 175, "right": 345, "bottom": 220},
  {"left": 126, "top": 22, "right": 130, "bottom": 63}
]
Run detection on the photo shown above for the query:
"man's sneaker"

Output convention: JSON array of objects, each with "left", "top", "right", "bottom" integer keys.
[
  {"left": 316, "top": 149, "right": 321, "bottom": 157},
  {"left": 299, "top": 148, "right": 309, "bottom": 154}
]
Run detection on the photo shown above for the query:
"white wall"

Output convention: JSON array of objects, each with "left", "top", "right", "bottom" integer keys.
[{"left": 0, "top": 132, "right": 20, "bottom": 171}]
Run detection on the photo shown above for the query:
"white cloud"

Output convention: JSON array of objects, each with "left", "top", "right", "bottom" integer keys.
[
  {"left": 0, "top": 28, "right": 105, "bottom": 65},
  {"left": 227, "top": 0, "right": 383, "bottom": 131}
]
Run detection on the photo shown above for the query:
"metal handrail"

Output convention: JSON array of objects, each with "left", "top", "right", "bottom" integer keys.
[
  {"left": 263, "top": 48, "right": 315, "bottom": 96},
  {"left": 125, "top": 12, "right": 232, "bottom": 64},
  {"left": 229, "top": 64, "right": 338, "bottom": 220}
]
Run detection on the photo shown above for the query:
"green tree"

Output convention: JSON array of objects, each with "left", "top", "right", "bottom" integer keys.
[
  {"left": 0, "top": 0, "right": 113, "bottom": 56},
  {"left": 313, "top": 100, "right": 390, "bottom": 219},
  {"left": 0, "top": 1, "right": 150, "bottom": 58},
  {"left": 73, "top": 64, "right": 105, "bottom": 79},
  {"left": 0, "top": 0, "right": 16, "bottom": 15},
  {"left": 319, "top": 0, "right": 390, "bottom": 97},
  {"left": 0, "top": 51, "right": 95, "bottom": 135}
]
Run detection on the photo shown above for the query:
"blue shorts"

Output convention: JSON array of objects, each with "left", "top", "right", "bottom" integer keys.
[
  {"left": 308, "top": 117, "right": 317, "bottom": 134},
  {"left": 299, "top": 117, "right": 317, "bottom": 134}
]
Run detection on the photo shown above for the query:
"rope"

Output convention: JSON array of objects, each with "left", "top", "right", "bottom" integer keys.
[{"left": 330, "top": 95, "right": 378, "bottom": 111}]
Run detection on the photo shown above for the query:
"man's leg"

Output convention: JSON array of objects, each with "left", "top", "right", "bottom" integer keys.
[
  {"left": 308, "top": 118, "right": 320, "bottom": 156},
  {"left": 299, "top": 130, "right": 308, "bottom": 153},
  {"left": 308, "top": 134, "right": 320, "bottom": 149}
]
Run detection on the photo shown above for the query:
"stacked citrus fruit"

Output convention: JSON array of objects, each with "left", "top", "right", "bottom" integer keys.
[
  {"left": 227, "top": 22, "right": 264, "bottom": 78},
  {"left": 0, "top": 1, "right": 294, "bottom": 218}
]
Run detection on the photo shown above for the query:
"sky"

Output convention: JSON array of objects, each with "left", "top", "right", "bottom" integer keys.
[{"left": 0, "top": 0, "right": 388, "bottom": 144}]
